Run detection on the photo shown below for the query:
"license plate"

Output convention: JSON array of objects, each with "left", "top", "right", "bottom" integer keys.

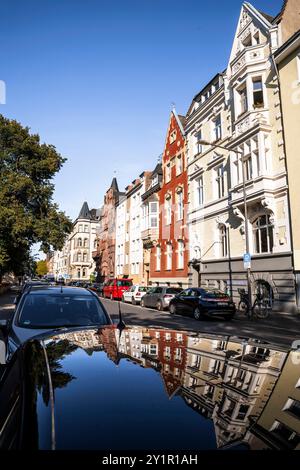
[{"left": 217, "top": 302, "right": 228, "bottom": 306}]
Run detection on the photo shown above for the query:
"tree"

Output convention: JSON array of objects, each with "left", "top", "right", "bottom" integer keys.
[
  {"left": 0, "top": 115, "right": 73, "bottom": 280},
  {"left": 36, "top": 259, "right": 48, "bottom": 277}
]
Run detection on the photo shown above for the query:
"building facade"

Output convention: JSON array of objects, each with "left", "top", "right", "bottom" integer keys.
[
  {"left": 53, "top": 202, "right": 100, "bottom": 281},
  {"left": 186, "top": 1, "right": 299, "bottom": 312},
  {"left": 150, "top": 109, "right": 189, "bottom": 288},
  {"left": 93, "top": 178, "right": 123, "bottom": 282},
  {"left": 274, "top": 29, "right": 300, "bottom": 309}
]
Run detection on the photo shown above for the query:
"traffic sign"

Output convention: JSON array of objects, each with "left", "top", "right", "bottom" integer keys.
[{"left": 243, "top": 253, "right": 251, "bottom": 269}]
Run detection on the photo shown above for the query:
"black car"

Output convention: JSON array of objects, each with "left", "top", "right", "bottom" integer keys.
[
  {"left": 0, "top": 325, "right": 296, "bottom": 451},
  {"left": 0, "top": 286, "right": 111, "bottom": 353},
  {"left": 169, "top": 288, "right": 236, "bottom": 320}
]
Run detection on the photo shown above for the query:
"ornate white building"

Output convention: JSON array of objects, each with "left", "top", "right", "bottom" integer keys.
[
  {"left": 53, "top": 202, "right": 100, "bottom": 282},
  {"left": 186, "top": 2, "right": 296, "bottom": 311}
]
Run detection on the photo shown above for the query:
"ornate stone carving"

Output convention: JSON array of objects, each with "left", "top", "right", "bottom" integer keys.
[{"left": 239, "top": 9, "right": 251, "bottom": 32}]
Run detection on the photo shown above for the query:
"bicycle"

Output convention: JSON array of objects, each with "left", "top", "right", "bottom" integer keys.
[{"left": 238, "top": 288, "right": 272, "bottom": 320}]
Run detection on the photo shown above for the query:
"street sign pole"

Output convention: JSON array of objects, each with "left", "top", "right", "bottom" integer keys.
[{"left": 242, "top": 158, "right": 252, "bottom": 309}]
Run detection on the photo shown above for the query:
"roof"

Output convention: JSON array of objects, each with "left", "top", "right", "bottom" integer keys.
[
  {"left": 257, "top": 9, "right": 274, "bottom": 23},
  {"left": 26, "top": 286, "right": 93, "bottom": 296},
  {"left": 110, "top": 177, "right": 119, "bottom": 192},
  {"left": 78, "top": 201, "right": 90, "bottom": 220}
]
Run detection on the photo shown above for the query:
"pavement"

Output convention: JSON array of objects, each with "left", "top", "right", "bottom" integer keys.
[{"left": 1, "top": 290, "right": 299, "bottom": 348}]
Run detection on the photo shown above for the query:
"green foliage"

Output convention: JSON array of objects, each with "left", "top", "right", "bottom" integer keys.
[
  {"left": 36, "top": 259, "right": 48, "bottom": 276},
  {"left": 0, "top": 115, "right": 73, "bottom": 278}
]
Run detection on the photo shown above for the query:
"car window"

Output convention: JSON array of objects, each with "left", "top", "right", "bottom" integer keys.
[
  {"left": 18, "top": 294, "right": 109, "bottom": 328},
  {"left": 155, "top": 287, "right": 163, "bottom": 294},
  {"left": 138, "top": 287, "right": 148, "bottom": 292},
  {"left": 166, "top": 288, "right": 182, "bottom": 295},
  {"left": 201, "top": 289, "right": 229, "bottom": 299},
  {"left": 117, "top": 280, "right": 133, "bottom": 287},
  {"left": 179, "top": 289, "right": 190, "bottom": 297}
]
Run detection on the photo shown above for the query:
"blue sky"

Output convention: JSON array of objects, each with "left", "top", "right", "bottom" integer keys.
[{"left": 1, "top": 0, "right": 283, "bottom": 222}]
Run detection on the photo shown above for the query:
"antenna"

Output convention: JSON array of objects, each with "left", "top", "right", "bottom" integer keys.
[{"left": 116, "top": 281, "right": 126, "bottom": 330}]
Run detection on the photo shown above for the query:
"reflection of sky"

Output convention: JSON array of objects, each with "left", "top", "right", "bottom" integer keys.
[{"left": 54, "top": 348, "right": 216, "bottom": 450}]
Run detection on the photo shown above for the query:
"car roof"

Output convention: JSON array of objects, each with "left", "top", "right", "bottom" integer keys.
[{"left": 25, "top": 286, "right": 93, "bottom": 296}]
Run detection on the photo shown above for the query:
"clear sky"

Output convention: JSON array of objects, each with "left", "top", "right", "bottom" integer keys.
[{"left": 1, "top": 0, "right": 283, "bottom": 222}]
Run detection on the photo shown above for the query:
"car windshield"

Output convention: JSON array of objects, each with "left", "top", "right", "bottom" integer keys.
[
  {"left": 117, "top": 280, "right": 132, "bottom": 287},
  {"left": 201, "top": 289, "right": 229, "bottom": 298},
  {"left": 166, "top": 288, "right": 182, "bottom": 294},
  {"left": 18, "top": 294, "right": 109, "bottom": 328}
]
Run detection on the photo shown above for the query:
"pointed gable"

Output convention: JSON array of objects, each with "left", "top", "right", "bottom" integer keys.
[
  {"left": 227, "top": 2, "right": 274, "bottom": 78},
  {"left": 162, "top": 108, "right": 186, "bottom": 165}
]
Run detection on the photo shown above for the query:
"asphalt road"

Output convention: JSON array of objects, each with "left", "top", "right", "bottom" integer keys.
[
  {"left": 102, "top": 297, "right": 300, "bottom": 349},
  {"left": 1, "top": 290, "right": 299, "bottom": 348}
]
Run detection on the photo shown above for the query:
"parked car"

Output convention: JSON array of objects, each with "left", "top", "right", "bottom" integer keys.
[
  {"left": 169, "top": 288, "right": 236, "bottom": 320},
  {"left": 0, "top": 286, "right": 111, "bottom": 351},
  {"left": 89, "top": 283, "right": 104, "bottom": 296},
  {"left": 122, "top": 285, "right": 149, "bottom": 304},
  {"left": 140, "top": 286, "right": 183, "bottom": 311},
  {"left": 102, "top": 278, "right": 133, "bottom": 300},
  {"left": 0, "top": 324, "right": 288, "bottom": 450}
]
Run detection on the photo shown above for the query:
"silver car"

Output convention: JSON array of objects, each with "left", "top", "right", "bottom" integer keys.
[{"left": 140, "top": 287, "right": 183, "bottom": 311}]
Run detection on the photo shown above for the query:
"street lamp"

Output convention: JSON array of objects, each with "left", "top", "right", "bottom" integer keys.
[{"left": 198, "top": 140, "right": 252, "bottom": 309}]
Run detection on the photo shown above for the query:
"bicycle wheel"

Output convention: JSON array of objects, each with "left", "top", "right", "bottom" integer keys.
[{"left": 252, "top": 301, "right": 270, "bottom": 319}]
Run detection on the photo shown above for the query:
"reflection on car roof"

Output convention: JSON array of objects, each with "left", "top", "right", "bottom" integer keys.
[{"left": 28, "top": 287, "right": 92, "bottom": 296}]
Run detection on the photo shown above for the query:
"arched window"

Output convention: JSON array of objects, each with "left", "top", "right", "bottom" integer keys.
[
  {"left": 166, "top": 243, "right": 172, "bottom": 271},
  {"left": 77, "top": 238, "right": 82, "bottom": 247},
  {"left": 82, "top": 268, "right": 87, "bottom": 277},
  {"left": 220, "top": 225, "right": 228, "bottom": 258},
  {"left": 83, "top": 253, "right": 88, "bottom": 262},
  {"left": 177, "top": 189, "right": 184, "bottom": 221},
  {"left": 253, "top": 215, "right": 274, "bottom": 254},
  {"left": 77, "top": 269, "right": 80, "bottom": 279},
  {"left": 84, "top": 238, "right": 88, "bottom": 248},
  {"left": 77, "top": 252, "right": 82, "bottom": 262}
]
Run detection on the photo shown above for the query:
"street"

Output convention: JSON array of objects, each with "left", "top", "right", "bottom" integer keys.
[{"left": 1, "top": 290, "right": 299, "bottom": 348}]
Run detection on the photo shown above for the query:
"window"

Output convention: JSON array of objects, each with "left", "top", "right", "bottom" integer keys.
[
  {"left": 253, "top": 78, "right": 264, "bottom": 108},
  {"left": 176, "top": 155, "right": 183, "bottom": 175},
  {"left": 165, "top": 163, "right": 171, "bottom": 183},
  {"left": 83, "top": 253, "right": 88, "bottom": 262},
  {"left": 213, "top": 115, "right": 222, "bottom": 141},
  {"left": 270, "top": 421, "right": 300, "bottom": 449},
  {"left": 165, "top": 197, "right": 172, "bottom": 225},
  {"left": 150, "top": 202, "right": 158, "bottom": 228},
  {"left": 242, "top": 33, "right": 252, "bottom": 47},
  {"left": 166, "top": 243, "right": 172, "bottom": 270},
  {"left": 82, "top": 268, "right": 86, "bottom": 277},
  {"left": 156, "top": 246, "right": 161, "bottom": 271},
  {"left": 83, "top": 238, "right": 88, "bottom": 248},
  {"left": 84, "top": 224, "right": 89, "bottom": 233},
  {"left": 215, "top": 166, "right": 225, "bottom": 199},
  {"left": 169, "top": 130, "right": 177, "bottom": 144},
  {"left": 177, "top": 190, "right": 183, "bottom": 220},
  {"left": 244, "top": 154, "right": 253, "bottom": 181},
  {"left": 237, "top": 83, "right": 248, "bottom": 115},
  {"left": 77, "top": 252, "right": 82, "bottom": 262},
  {"left": 236, "top": 404, "right": 249, "bottom": 421},
  {"left": 77, "top": 238, "right": 82, "bottom": 247},
  {"left": 195, "top": 175, "right": 204, "bottom": 207},
  {"left": 220, "top": 225, "right": 228, "bottom": 258},
  {"left": 177, "top": 240, "right": 184, "bottom": 269},
  {"left": 195, "top": 131, "right": 203, "bottom": 155},
  {"left": 151, "top": 174, "right": 158, "bottom": 187},
  {"left": 78, "top": 225, "right": 83, "bottom": 232},
  {"left": 253, "top": 215, "right": 274, "bottom": 254},
  {"left": 283, "top": 398, "right": 300, "bottom": 419}
]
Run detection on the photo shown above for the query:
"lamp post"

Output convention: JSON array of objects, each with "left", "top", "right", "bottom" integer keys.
[{"left": 198, "top": 140, "right": 252, "bottom": 309}]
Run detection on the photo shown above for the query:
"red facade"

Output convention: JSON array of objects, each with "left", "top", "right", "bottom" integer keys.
[{"left": 150, "top": 111, "right": 189, "bottom": 286}]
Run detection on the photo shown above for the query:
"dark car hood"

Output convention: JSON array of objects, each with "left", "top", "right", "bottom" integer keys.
[{"left": 22, "top": 325, "right": 297, "bottom": 451}]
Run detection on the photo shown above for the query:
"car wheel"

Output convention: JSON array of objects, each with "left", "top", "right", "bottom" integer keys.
[
  {"left": 132, "top": 297, "right": 137, "bottom": 305},
  {"left": 156, "top": 300, "right": 163, "bottom": 311},
  {"left": 193, "top": 307, "right": 202, "bottom": 320},
  {"left": 169, "top": 304, "right": 176, "bottom": 315},
  {"left": 141, "top": 299, "right": 145, "bottom": 308}
]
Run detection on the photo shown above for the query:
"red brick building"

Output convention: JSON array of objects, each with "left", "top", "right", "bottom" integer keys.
[{"left": 150, "top": 109, "right": 189, "bottom": 287}]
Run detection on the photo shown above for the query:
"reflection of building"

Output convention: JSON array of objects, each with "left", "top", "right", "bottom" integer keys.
[{"left": 247, "top": 350, "right": 300, "bottom": 450}]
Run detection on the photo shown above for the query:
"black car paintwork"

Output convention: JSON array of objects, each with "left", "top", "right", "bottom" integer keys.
[
  {"left": 0, "top": 325, "right": 297, "bottom": 451},
  {"left": 169, "top": 288, "right": 236, "bottom": 318}
]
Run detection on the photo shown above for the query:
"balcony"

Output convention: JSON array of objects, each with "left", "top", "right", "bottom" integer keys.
[
  {"left": 141, "top": 227, "right": 159, "bottom": 243},
  {"left": 230, "top": 44, "right": 266, "bottom": 78}
]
